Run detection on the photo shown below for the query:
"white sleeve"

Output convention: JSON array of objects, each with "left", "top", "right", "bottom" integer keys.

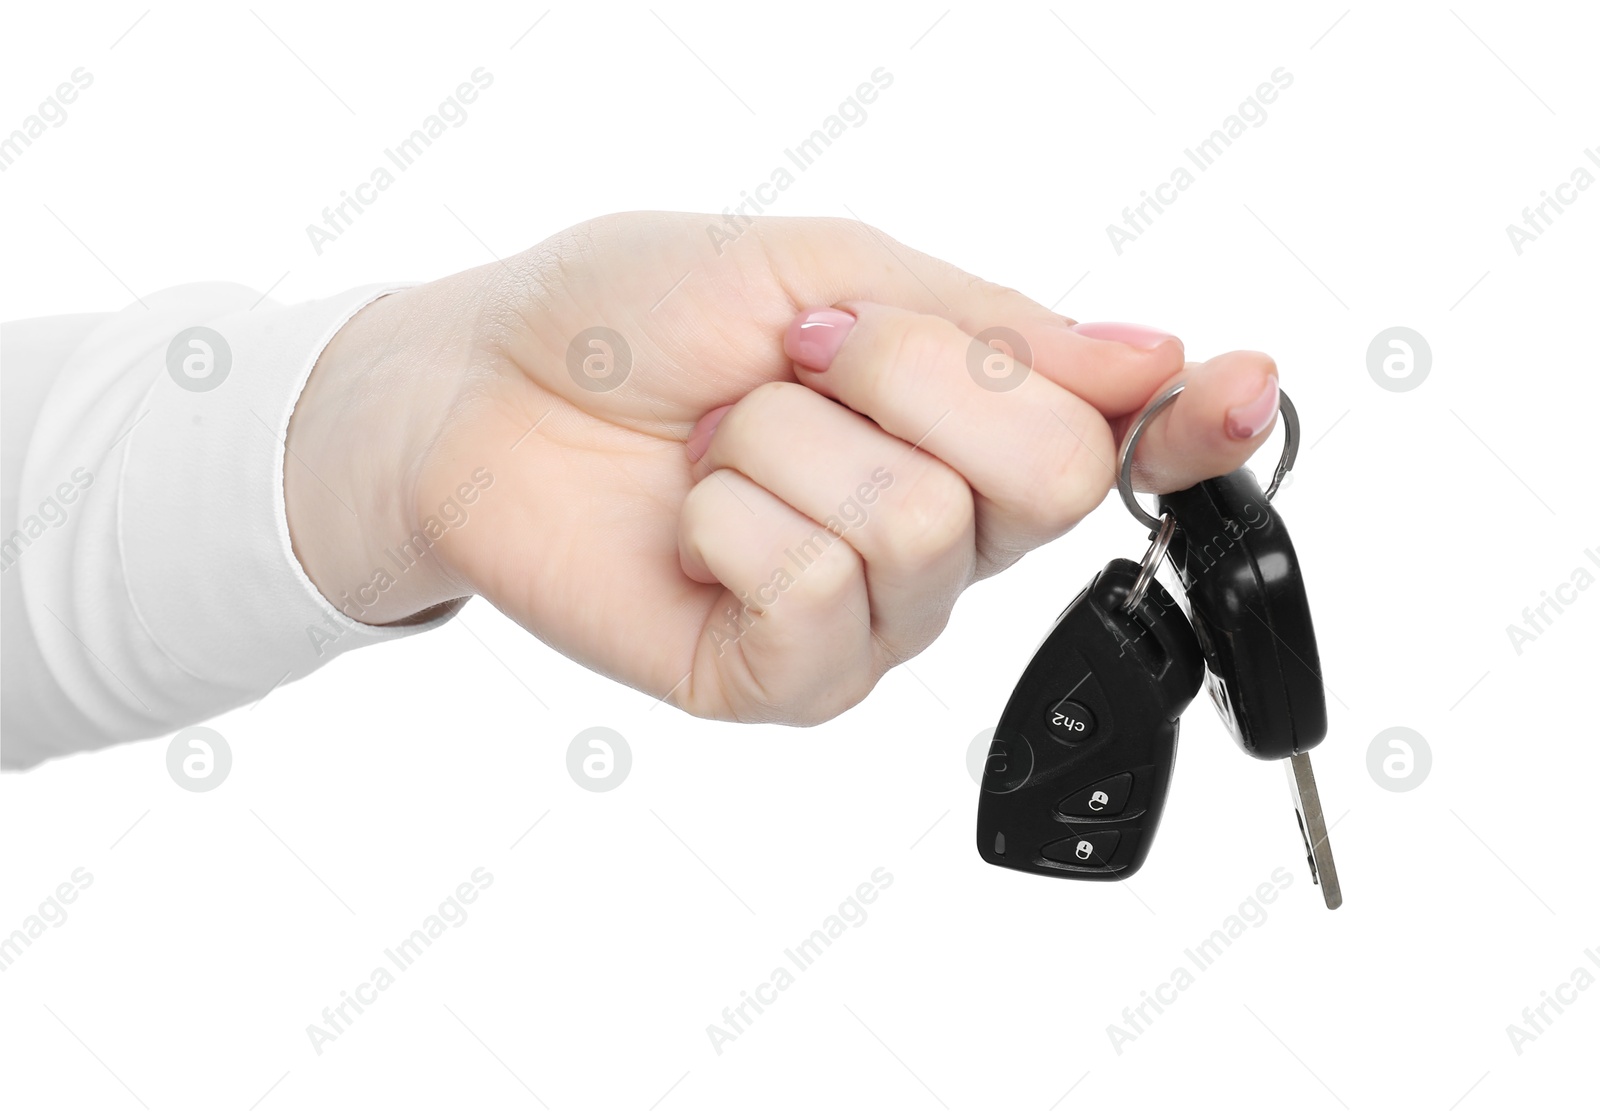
[{"left": 2, "top": 282, "right": 460, "bottom": 770}]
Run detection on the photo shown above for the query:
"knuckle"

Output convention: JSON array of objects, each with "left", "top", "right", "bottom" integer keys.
[
  {"left": 876, "top": 463, "right": 973, "bottom": 571},
  {"left": 871, "top": 312, "right": 956, "bottom": 397},
  {"left": 784, "top": 533, "right": 862, "bottom": 610},
  {"left": 743, "top": 379, "right": 805, "bottom": 419},
  {"left": 717, "top": 382, "right": 808, "bottom": 456},
  {"left": 1020, "top": 427, "right": 1114, "bottom": 535},
  {"left": 897, "top": 312, "right": 960, "bottom": 374},
  {"left": 681, "top": 469, "right": 735, "bottom": 527},
  {"left": 837, "top": 216, "right": 891, "bottom": 249},
  {"left": 964, "top": 272, "right": 1021, "bottom": 306}
]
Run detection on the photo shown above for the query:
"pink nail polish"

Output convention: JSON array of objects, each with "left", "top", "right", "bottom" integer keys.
[
  {"left": 1226, "top": 374, "right": 1279, "bottom": 440},
  {"left": 686, "top": 405, "right": 732, "bottom": 462},
  {"left": 785, "top": 308, "right": 857, "bottom": 371},
  {"left": 1070, "top": 322, "right": 1180, "bottom": 350}
]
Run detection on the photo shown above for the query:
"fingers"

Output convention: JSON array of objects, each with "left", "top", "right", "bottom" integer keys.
[
  {"left": 677, "top": 467, "right": 874, "bottom": 724},
  {"left": 780, "top": 301, "right": 1119, "bottom": 571},
  {"left": 688, "top": 381, "right": 975, "bottom": 660},
  {"left": 751, "top": 216, "right": 1187, "bottom": 415},
  {"left": 1119, "top": 352, "right": 1282, "bottom": 495}
]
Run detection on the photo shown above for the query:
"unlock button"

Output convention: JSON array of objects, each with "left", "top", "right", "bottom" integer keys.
[{"left": 1057, "top": 773, "right": 1133, "bottom": 817}]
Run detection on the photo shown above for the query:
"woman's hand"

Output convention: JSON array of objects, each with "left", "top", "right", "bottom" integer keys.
[{"left": 286, "top": 212, "right": 1282, "bottom": 724}]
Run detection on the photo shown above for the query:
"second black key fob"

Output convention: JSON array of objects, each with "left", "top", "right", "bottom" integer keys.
[
  {"left": 976, "top": 558, "right": 1204, "bottom": 880},
  {"left": 1160, "top": 467, "right": 1327, "bottom": 761}
]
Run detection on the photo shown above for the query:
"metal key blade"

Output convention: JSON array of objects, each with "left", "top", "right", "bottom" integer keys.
[{"left": 1285, "top": 753, "right": 1341, "bottom": 910}]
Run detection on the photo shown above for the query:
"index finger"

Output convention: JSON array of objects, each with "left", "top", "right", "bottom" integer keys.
[{"left": 750, "top": 216, "right": 1188, "bottom": 414}]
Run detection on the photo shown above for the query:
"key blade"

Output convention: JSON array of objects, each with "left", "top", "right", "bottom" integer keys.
[{"left": 1285, "top": 753, "right": 1342, "bottom": 910}]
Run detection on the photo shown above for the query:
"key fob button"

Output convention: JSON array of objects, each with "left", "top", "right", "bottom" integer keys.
[
  {"left": 1058, "top": 772, "right": 1133, "bottom": 817},
  {"left": 980, "top": 732, "right": 1033, "bottom": 795},
  {"left": 1045, "top": 698, "right": 1096, "bottom": 743},
  {"left": 1041, "top": 830, "right": 1121, "bottom": 867}
]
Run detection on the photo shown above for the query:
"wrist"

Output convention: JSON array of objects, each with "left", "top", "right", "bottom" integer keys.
[{"left": 285, "top": 285, "right": 472, "bottom": 625}]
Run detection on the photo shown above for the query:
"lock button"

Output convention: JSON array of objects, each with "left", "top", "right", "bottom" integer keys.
[
  {"left": 1041, "top": 830, "right": 1121, "bottom": 867},
  {"left": 1057, "top": 772, "right": 1134, "bottom": 817}
]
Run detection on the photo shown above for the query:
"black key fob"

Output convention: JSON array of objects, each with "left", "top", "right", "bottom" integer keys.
[
  {"left": 1160, "top": 468, "right": 1327, "bottom": 761},
  {"left": 976, "top": 558, "right": 1204, "bottom": 880}
]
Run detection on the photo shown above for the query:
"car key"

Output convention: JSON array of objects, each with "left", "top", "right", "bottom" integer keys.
[
  {"left": 1160, "top": 468, "right": 1324, "bottom": 758},
  {"left": 975, "top": 555, "right": 1204, "bottom": 880},
  {"left": 1121, "top": 384, "right": 1342, "bottom": 908}
]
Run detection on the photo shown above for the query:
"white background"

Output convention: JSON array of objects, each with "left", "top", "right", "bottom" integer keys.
[{"left": 3, "top": 2, "right": 1597, "bottom": 1116}]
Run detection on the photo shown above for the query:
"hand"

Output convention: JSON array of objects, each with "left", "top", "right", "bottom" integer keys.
[{"left": 286, "top": 212, "right": 1283, "bottom": 724}]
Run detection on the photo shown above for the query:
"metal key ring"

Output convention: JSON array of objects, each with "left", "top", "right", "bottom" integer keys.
[
  {"left": 1116, "top": 382, "right": 1301, "bottom": 533},
  {"left": 1122, "top": 509, "right": 1177, "bottom": 612}
]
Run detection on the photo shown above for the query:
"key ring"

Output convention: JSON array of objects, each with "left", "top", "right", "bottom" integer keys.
[
  {"left": 1116, "top": 381, "right": 1301, "bottom": 534},
  {"left": 1116, "top": 381, "right": 1300, "bottom": 611},
  {"left": 1122, "top": 509, "right": 1177, "bottom": 612}
]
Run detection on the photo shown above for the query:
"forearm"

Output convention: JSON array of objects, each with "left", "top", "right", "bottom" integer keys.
[{"left": 2, "top": 283, "right": 461, "bottom": 767}]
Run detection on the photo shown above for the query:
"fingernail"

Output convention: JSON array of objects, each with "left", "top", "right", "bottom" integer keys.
[
  {"left": 1070, "top": 322, "right": 1180, "bottom": 349},
  {"left": 1226, "top": 373, "right": 1279, "bottom": 440},
  {"left": 686, "top": 405, "right": 732, "bottom": 463},
  {"left": 785, "top": 308, "right": 857, "bottom": 372}
]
